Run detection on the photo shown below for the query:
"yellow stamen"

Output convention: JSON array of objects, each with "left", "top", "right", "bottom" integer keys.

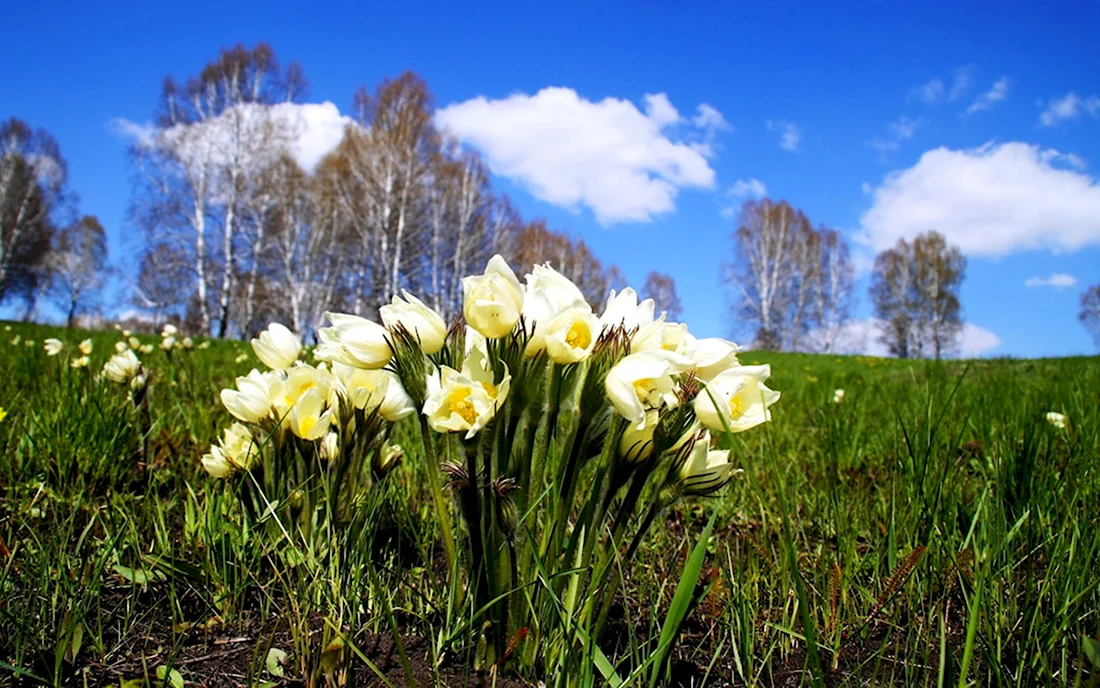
[
  {"left": 728, "top": 394, "right": 744, "bottom": 419},
  {"left": 565, "top": 320, "right": 592, "bottom": 350},
  {"left": 447, "top": 387, "right": 478, "bottom": 424}
]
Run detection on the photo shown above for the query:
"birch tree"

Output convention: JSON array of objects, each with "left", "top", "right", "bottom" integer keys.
[
  {"left": 0, "top": 118, "right": 68, "bottom": 306},
  {"left": 810, "top": 227, "right": 854, "bottom": 353},
  {"left": 49, "top": 215, "right": 107, "bottom": 327},
  {"left": 642, "top": 271, "right": 682, "bottom": 320},
  {"left": 129, "top": 43, "right": 305, "bottom": 336},
  {"left": 871, "top": 230, "right": 966, "bottom": 359},
  {"left": 1080, "top": 284, "right": 1100, "bottom": 349}
]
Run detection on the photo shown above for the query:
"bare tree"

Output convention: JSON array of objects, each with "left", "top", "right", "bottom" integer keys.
[
  {"left": 811, "top": 227, "right": 854, "bottom": 353},
  {"left": 1, "top": 118, "right": 69, "bottom": 307},
  {"left": 49, "top": 215, "right": 107, "bottom": 326},
  {"left": 871, "top": 230, "right": 966, "bottom": 359},
  {"left": 1079, "top": 283, "right": 1100, "bottom": 349},
  {"left": 642, "top": 271, "right": 682, "bottom": 320},
  {"left": 510, "top": 220, "right": 622, "bottom": 309},
  {"left": 129, "top": 43, "right": 306, "bottom": 336}
]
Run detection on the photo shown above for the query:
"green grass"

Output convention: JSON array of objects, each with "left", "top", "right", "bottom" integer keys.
[{"left": 0, "top": 320, "right": 1097, "bottom": 686}]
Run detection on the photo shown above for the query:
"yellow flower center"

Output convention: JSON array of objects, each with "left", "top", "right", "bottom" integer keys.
[
  {"left": 728, "top": 394, "right": 744, "bottom": 419},
  {"left": 633, "top": 378, "right": 660, "bottom": 407},
  {"left": 565, "top": 320, "right": 592, "bottom": 350},
  {"left": 480, "top": 381, "right": 498, "bottom": 398},
  {"left": 298, "top": 414, "right": 316, "bottom": 437},
  {"left": 447, "top": 387, "right": 478, "bottom": 424}
]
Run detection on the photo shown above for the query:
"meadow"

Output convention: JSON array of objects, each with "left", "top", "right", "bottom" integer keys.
[{"left": 0, "top": 320, "right": 1096, "bottom": 687}]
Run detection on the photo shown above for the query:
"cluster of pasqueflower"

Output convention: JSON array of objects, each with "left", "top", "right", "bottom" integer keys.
[{"left": 206, "top": 254, "right": 779, "bottom": 497}]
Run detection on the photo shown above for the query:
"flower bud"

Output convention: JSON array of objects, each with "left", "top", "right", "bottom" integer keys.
[{"left": 462, "top": 255, "right": 524, "bottom": 339}]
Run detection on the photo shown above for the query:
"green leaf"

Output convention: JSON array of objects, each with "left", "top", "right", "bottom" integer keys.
[
  {"left": 156, "top": 665, "right": 184, "bottom": 688},
  {"left": 1083, "top": 635, "right": 1100, "bottom": 669},
  {"left": 265, "top": 648, "right": 288, "bottom": 678},
  {"left": 648, "top": 512, "right": 716, "bottom": 688},
  {"left": 113, "top": 563, "right": 166, "bottom": 585}
]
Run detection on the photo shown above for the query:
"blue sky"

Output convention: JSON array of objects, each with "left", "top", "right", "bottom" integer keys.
[{"left": 3, "top": 1, "right": 1099, "bottom": 357}]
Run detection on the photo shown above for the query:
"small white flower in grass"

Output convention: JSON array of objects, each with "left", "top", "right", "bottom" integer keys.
[
  {"left": 1046, "top": 411, "right": 1067, "bottom": 430},
  {"left": 128, "top": 336, "right": 141, "bottom": 349},
  {"left": 833, "top": 389, "right": 845, "bottom": 404},
  {"left": 287, "top": 388, "right": 334, "bottom": 441},
  {"left": 380, "top": 291, "right": 448, "bottom": 355},
  {"left": 121, "top": 329, "right": 132, "bottom": 338},
  {"left": 379, "top": 372, "right": 416, "bottom": 422},
  {"left": 220, "top": 369, "right": 273, "bottom": 424},
  {"left": 103, "top": 349, "right": 142, "bottom": 384},
  {"left": 161, "top": 324, "right": 178, "bottom": 337},
  {"left": 198, "top": 340, "right": 210, "bottom": 349},
  {"left": 160, "top": 336, "right": 176, "bottom": 351},
  {"left": 9, "top": 335, "right": 20, "bottom": 345},
  {"left": 678, "top": 434, "right": 736, "bottom": 496},
  {"left": 691, "top": 338, "right": 741, "bottom": 382},
  {"left": 79, "top": 339, "right": 93, "bottom": 355},
  {"left": 251, "top": 323, "right": 302, "bottom": 370},
  {"left": 140, "top": 344, "right": 154, "bottom": 355},
  {"left": 269, "top": 364, "right": 334, "bottom": 425},
  {"left": 114, "top": 340, "right": 129, "bottom": 353},
  {"left": 234, "top": 353, "right": 248, "bottom": 364},
  {"left": 375, "top": 442, "right": 404, "bottom": 475},
  {"left": 201, "top": 422, "right": 259, "bottom": 477},
  {"left": 70, "top": 355, "right": 90, "bottom": 368},
  {"left": 316, "top": 314, "right": 392, "bottom": 369},
  {"left": 25, "top": 339, "right": 34, "bottom": 347},
  {"left": 620, "top": 410, "right": 659, "bottom": 463},
  {"left": 543, "top": 306, "right": 600, "bottom": 364},
  {"left": 605, "top": 349, "right": 694, "bottom": 430},
  {"left": 693, "top": 365, "right": 780, "bottom": 433},
  {"left": 181, "top": 337, "right": 193, "bottom": 350},
  {"left": 43, "top": 338, "right": 63, "bottom": 356},
  {"left": 423, "top": 347, "right": 511, "bottom": 439},
  {"left": 462, "top": 255, "right": 524, "bottom": 339}
]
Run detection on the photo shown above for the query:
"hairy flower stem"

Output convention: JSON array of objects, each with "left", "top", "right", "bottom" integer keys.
[{"left": 419, "top": 415, "right": 457, "bottom": 576}]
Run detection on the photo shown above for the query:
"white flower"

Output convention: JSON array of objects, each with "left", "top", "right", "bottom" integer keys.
[
  {"left": 333, "top": 362, "right": 390, "bottom": 412},
  {"left": 521, "top": 264, "right": 589, "bottom": 355},
  {"left": 160, "top": 336, "right": 176, "bottom": 351},
  {"left": 103, "top": 349, "right": 142, "bottom": 384},
  {"left": 375, "top": 442, "right": 404, "bottom": 475},
  {"left": 691, "top": 338, "right": 741, "bottom": 381},
  {"left": 78, "top": 339, "right": 93, "bottom": 355},
  {"left": 600, "top": 288, "right": 656, "bottom": 334},
  {"left": 605, "top": 349, "right": 694, "bottom": 429},
  {"left": 543, "top": 306, "right": 600, "bottom": 364},
  {"left": 833, "top": 389, "right": 845, "bottom": 404},
  {"left": 70, "top": 355, "right": 90, "bottom": 369},
  {"left": 620, "top": 410, "right": 659, "bottom": 463},
  {"left": 694, "top": 365, "right": 780, "bottom": 433},
  {"left": 43, "top": 338, "right": 63, "bottom": 356},
  {"left": 9, "top": 335, "right": 20, "bottom": 345},
  {"left": 422, "top": 347, "right": 511, "bottom": 439},
  {"left": 128, "top": 336, "right": 141, "bottom": 350},
  {"left": 198, "top": 341, "right": 211, "bottom": 349},
  {"left": 121, "top": 329, "right": 132, "bottom": 338},
  {"left": 462, "top": 255, "right": 524, "bottom": 339},
  {"left": 380, "top": 291, "right": 448, "bottom": 355},
  {"left": 678, "top": 435, "right": 735, "bottom": 496},
  {"left": 269, "top": 364, "right": 334, "bottom": 424},
  {"left": 234, "top": 353, "right": 248, "bottom": 364},
  {"left": 140, "top": 344, "right": 155, "bottom": 355},
  {"left": 316, "top": 313, "right": 393, "bottom": 369},
  {"left": 1046, "top": 411, "right": 1067, "bottom": 430},
  {"left": 201, "top": 422, "right": 259, "bottom": 477},
  {"left": 251, "top": 323, "right": 302, "bottom": 370},
  {"left": 161, "top": 324, "right": 178, "bottom": 337},
  {"left": 114, "top": 340, "right": 129, "bottom": 354},
  {"left": 287, "top": 387, "right": 334, "bottom": 441},
  {"left": 181, "top": 337, "right": 194, "bottom": 350},
  {"left": 633, "top": 319, "right": 696, "bottom": 357},
  {"left": 319, "top": 431, "right": 340, "bottom": 462},
  {"left": 220, "top": 369, "right": 273, "bottom": 424},
  {"left": 379, "top": 372, "right": 416, "bottom": 422}
]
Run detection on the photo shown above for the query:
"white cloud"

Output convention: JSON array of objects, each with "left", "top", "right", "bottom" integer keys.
[
  {"left": 869, "top": 116, "right": 922, "bottom": 154},
  {"left": 860, "top": 141, "right": 1100, "bottom": 257},
  {"left": 1025, "top": 273, "right": 1078, "bottom": 288},
  {"left": 436, "top": 87, "right": 718, "bottom": 224},
  {"left": 1039, "top": 92, "right": 1100, "bottom": 127},
  {"left": 766, "top": 120, "right": 801, "bottom": 151},
  {"left": 965, "top": 77, "right": 1010, "bottom": 115},
  {"left": 908, "top": 78, "right": 946, "bottom": 104},
  {"left": 819, "top": 318, "right": 1000, "bottom": 358},
  {"left": 729, "top": 178, "right": 767, "bottom": 199},
  {"left": 949, "top": 66, "right": 976, "bottom": 101},
  {"left": 113, "top": 101, "right": 355, "bottom": 175},
  {"left": 721, "top": 178, "right": 767, "bottom": 217},
  {"left": 907, "top": 66, "right": 974, "bottom": 104}
]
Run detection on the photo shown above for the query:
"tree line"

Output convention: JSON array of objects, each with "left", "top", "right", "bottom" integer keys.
[{"left": 3, "top": 42, "right": 1097, "bottom": 355}]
